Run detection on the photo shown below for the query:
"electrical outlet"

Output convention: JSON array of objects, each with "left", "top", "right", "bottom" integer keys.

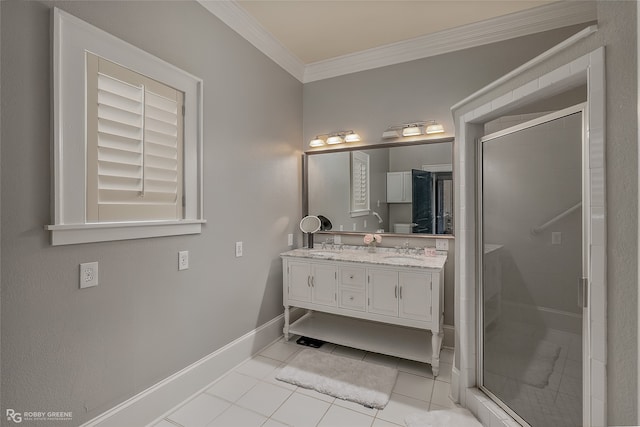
[
  {"left": 552, "top": 232, "right": 562, "bottom": 245},
  {"left": 435, "top": 239, "right": 449, "bottom": 251},
  {"left": 178, "top": 251, "right": 189, "bottom": 270},
  {"left": 235, "top": 241, "right": 243, "bottom": 257},
  {"left": 288, "top": 233, "right": 293, "bottom": 246},
  {"left": 80, "top": 262, "right": 99, "bottom": 288}
]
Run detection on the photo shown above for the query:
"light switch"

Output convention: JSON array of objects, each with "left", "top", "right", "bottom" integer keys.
[{"left": 552, "top": 232, "right": 562, "bottom": 245}]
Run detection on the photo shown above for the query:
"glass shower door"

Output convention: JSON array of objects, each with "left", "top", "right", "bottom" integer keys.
[{"left": 479, "top": 109, "right": 584, "bottom": 427}]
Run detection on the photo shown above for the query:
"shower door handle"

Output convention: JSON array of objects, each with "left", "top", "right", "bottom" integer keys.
[{"left": 578, "top": 277, "right": 588, "bottom": 308}]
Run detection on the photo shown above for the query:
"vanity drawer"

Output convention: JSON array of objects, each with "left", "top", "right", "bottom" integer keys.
[
  {"left": 340, "top": 290, "right": 366, "bottom": 311},
  {"left": 340, "top": 266, "right": 366, "bottom": 288}
]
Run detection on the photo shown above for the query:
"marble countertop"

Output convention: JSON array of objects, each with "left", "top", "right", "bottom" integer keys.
[{"left": 281, "top": 246, "right": 447, "bottom": 270}]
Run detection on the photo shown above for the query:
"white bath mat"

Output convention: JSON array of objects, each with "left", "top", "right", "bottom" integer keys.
[
  {"left": 276, "top": 348, "right": 397, "bottom": 409},
  {"left": 485, "top": 330, "right": 560, "bottom": 388},
  {"left": 405, "top": 408, "right": 482, "bottom": 427}
]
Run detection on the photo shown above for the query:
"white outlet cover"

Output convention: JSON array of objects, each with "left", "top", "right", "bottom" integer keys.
[
  {"left": 178, "top": 251, "right": 189, "bottom": 270},
  {"left": 235, "top": 241, "right": 243, "bottom": 257},
  {"left": 80, "top": 262, "right": 99, "bottom": 288},
  {"left": 435, "top": 239, "right": 449, "bottom": 251}
]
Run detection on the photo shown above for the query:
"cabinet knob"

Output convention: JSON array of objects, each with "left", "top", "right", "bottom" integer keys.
[
  {"left": 349, "top": 275, "right": 354, "bottom": 279},
  {"left": 349, "top": 296, "right": 354, "bottom": 301}
]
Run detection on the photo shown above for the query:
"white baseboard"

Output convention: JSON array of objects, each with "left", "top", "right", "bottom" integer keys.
[
  {"left": 81, "top": 312, "right": 288, "bottom": 427},
  {"left": 443, "top": 324, "right": 454, "bottom": 349}
]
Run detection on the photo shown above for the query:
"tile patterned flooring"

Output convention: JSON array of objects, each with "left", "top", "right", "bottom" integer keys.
[
  {"left": 483, "top": 321, "right": 582, "bottom": 427},
  {"left": 149, "top": 336, "right": 457, "bottom": 427}
]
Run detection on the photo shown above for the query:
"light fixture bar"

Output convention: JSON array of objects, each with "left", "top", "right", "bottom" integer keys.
[{"left": 309, "top": 130, "right": 359, "bottom": 147}]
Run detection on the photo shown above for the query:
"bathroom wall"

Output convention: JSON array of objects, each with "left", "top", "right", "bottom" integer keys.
[
  {"left": 450, "top": 2, "right": 638, "bottom": 423},
  {"left": 302, "top": 23, "right": 589, "bottom": 332},
  {"left": 483, "top": 112, "right": 583, "bottom": 326},
  {"left": 1, "top": 1, "right": 302, "bottom": 424}
]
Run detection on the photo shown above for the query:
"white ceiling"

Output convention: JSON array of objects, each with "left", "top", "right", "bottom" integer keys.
[
  {"left": 198, "top": 1, "right": 596, "bottom": 82},
  {"left": 236, "top": 0, "right": 555, "bottom": 64}
]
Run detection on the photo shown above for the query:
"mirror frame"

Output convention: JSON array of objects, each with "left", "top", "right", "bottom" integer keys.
[{"left": 303, "top": 136, "right": 456, "bottom": 239}]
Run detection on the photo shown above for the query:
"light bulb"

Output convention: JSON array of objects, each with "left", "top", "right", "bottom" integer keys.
[
  {"left": 326, "top": 135, "right": 344, "bottom": 144},
  {"left": 402, "top": 125, "right": 422, "bottom": 137},
  {"left": 426, "top": 123, "right": 444, "bottom": 134},
  {"left": 309, "top": 138, "right": 325, "bottom": 147},
  {"left": 344, "top": 132, "right": 360, "bottom": 142}
]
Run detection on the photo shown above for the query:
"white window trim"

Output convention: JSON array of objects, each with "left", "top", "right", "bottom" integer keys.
[
  {"left": 350, "top": 150, "right": 370, "bottom": 217},
  {"left": 48, "top": 8, "right": 205, "bottom": 245}
]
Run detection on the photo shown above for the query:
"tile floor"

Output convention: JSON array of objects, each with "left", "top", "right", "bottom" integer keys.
[
  {"left": 483, "top": 320, "right": 582, "bottom": 427},
  {"left": 149, "top": 336, "right": 457, "bottom": 427}
]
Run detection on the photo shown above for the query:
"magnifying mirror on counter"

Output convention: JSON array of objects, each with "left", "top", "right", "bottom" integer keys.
[{"left": 299, "top": 215, "right": 321, "bottom": 248}]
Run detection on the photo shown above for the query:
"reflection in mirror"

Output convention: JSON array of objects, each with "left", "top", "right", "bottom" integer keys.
[{"left": 307, "top": 141, "right": 453, "bottom": 236}]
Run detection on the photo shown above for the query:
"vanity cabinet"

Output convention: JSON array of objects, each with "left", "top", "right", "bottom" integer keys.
[
  {"left": 281, "top": 250, "right": 446, "bottom": 376},
  {"left": 286, "top": 260, "right": 337, "bottom": 307},
  {"left": 386, "top": 171, "right": 412, "bottom": 203},
  {"left": 367, "top": 269, "right": 434, "bottom": 321}
]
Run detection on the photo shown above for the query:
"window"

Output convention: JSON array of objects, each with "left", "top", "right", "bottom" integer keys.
[
  {"left": 350, "top": 151, "right": 370, "bottom": 216},
  {"left": 48, "top": 9, "right": 204, "bottom": 245},
  {"left": 86, "top": 53, "right": 184, "bottom": 222}
]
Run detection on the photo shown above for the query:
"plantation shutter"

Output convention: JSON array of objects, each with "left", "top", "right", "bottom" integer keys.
[
  {"left": 350, "top": 151, "right": 370, "bottom": 215},
  {"left": 86, "top": 53, "right": 184, "bottom": 222}
]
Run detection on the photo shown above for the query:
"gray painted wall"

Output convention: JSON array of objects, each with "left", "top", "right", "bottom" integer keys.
[
  {"left": 303, "top": 24, "right": 588, "bottom": 330},
  {"left": 1, "top": 1, "right": 302, "bottom": 425},
  {"left": 483, "top": 112, "right": 583, "bottom": 318},
  {"left": 451, "top": 2, "right": 637, "bottom": 424}
]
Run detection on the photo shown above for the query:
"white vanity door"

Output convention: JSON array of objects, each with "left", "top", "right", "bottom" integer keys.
[
  {"left": 399, "top": 271, "right": 432, "bottom": 322},
  {"left": 367, "top": 268, "right": 398, "bottom": 316},
  {"left": 287, "top": 260, "right": 311, "bottom": 303},
  {"left": 311, "top": 264, "right": 337, "bottom": 307}
]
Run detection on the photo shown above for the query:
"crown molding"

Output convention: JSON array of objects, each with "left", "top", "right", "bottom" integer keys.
[
  {"left": 303, "top": 1, "right": 596, "bottom": 83},
  {"left": 198, "top": 1, "right": 596, "bottom": 84},
  {"left": 197, "top": 0, "right": 305, "bottom": 82}
]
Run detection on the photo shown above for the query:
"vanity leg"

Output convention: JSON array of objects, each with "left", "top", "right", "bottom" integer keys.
[
  {"left": 283, "top": 306, "right": 290, "bottom": 341},
  {"left": 431, "top": 330, "right": 444, "bottom": 377}
]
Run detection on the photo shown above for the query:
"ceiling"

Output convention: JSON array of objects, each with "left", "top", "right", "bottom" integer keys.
[{"left": 236, "top": 0, "right": 556, "bottom": 64}]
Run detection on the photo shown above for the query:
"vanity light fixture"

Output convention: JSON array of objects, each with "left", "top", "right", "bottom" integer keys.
[
  {"left": 344, "top": 131, "right": 361, "bottom": 143},
  {"left": 402, "top": 124, "right": 423, "bottom": 137},
  {"left": 309, "top": 130, "right": 360, "bottom": 147},
  {"left": 326, "top": 134, "right": 344, "bottom": 145},
  {"left": 425, "top": 121, "right": 445, "bottom": 134},
  {"left": 382, "top": 120, "right": 445, "bottom": 139},
  {"left": 382, "top": 129, "right": 401, "bottom": 139},
  {"left": 309, "top": 137, "right": 326, "bottom": 147}
]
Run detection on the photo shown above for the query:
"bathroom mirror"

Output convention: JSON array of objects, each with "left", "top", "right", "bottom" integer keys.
[{"left": 305, "top": 138, "right": 454, "bottom": 237}]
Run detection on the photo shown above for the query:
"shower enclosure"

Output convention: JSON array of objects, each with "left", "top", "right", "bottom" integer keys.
[{"left": 478, "top": 106, "right": 585, "bottom": 427}]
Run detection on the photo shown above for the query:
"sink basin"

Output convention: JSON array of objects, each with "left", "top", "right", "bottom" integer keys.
[
  {"left": 383, "top": 255, "right": 422, "bottom": 262},
  {"left": 308, "top": 251, "right": 338, "bottom": 257}
]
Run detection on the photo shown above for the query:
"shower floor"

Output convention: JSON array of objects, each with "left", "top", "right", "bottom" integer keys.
[{"left": 483, "top": 320, "right": 582, "bottom": 427}]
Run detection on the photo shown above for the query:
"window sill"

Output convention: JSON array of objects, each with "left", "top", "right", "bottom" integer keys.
[{"left": 46, "top": 220, "right": 206, "bottom": 246}]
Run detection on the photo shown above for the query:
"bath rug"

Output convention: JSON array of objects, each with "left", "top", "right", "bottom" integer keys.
[
  {"left": 405, "top": 408, "right": 482, "bottom": 427},
  {"left": 276, "top": 348, "right": 397, "bottom": 409},
  {"left": 484, "top": 330, "right": 561, "bottom": 388}
]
